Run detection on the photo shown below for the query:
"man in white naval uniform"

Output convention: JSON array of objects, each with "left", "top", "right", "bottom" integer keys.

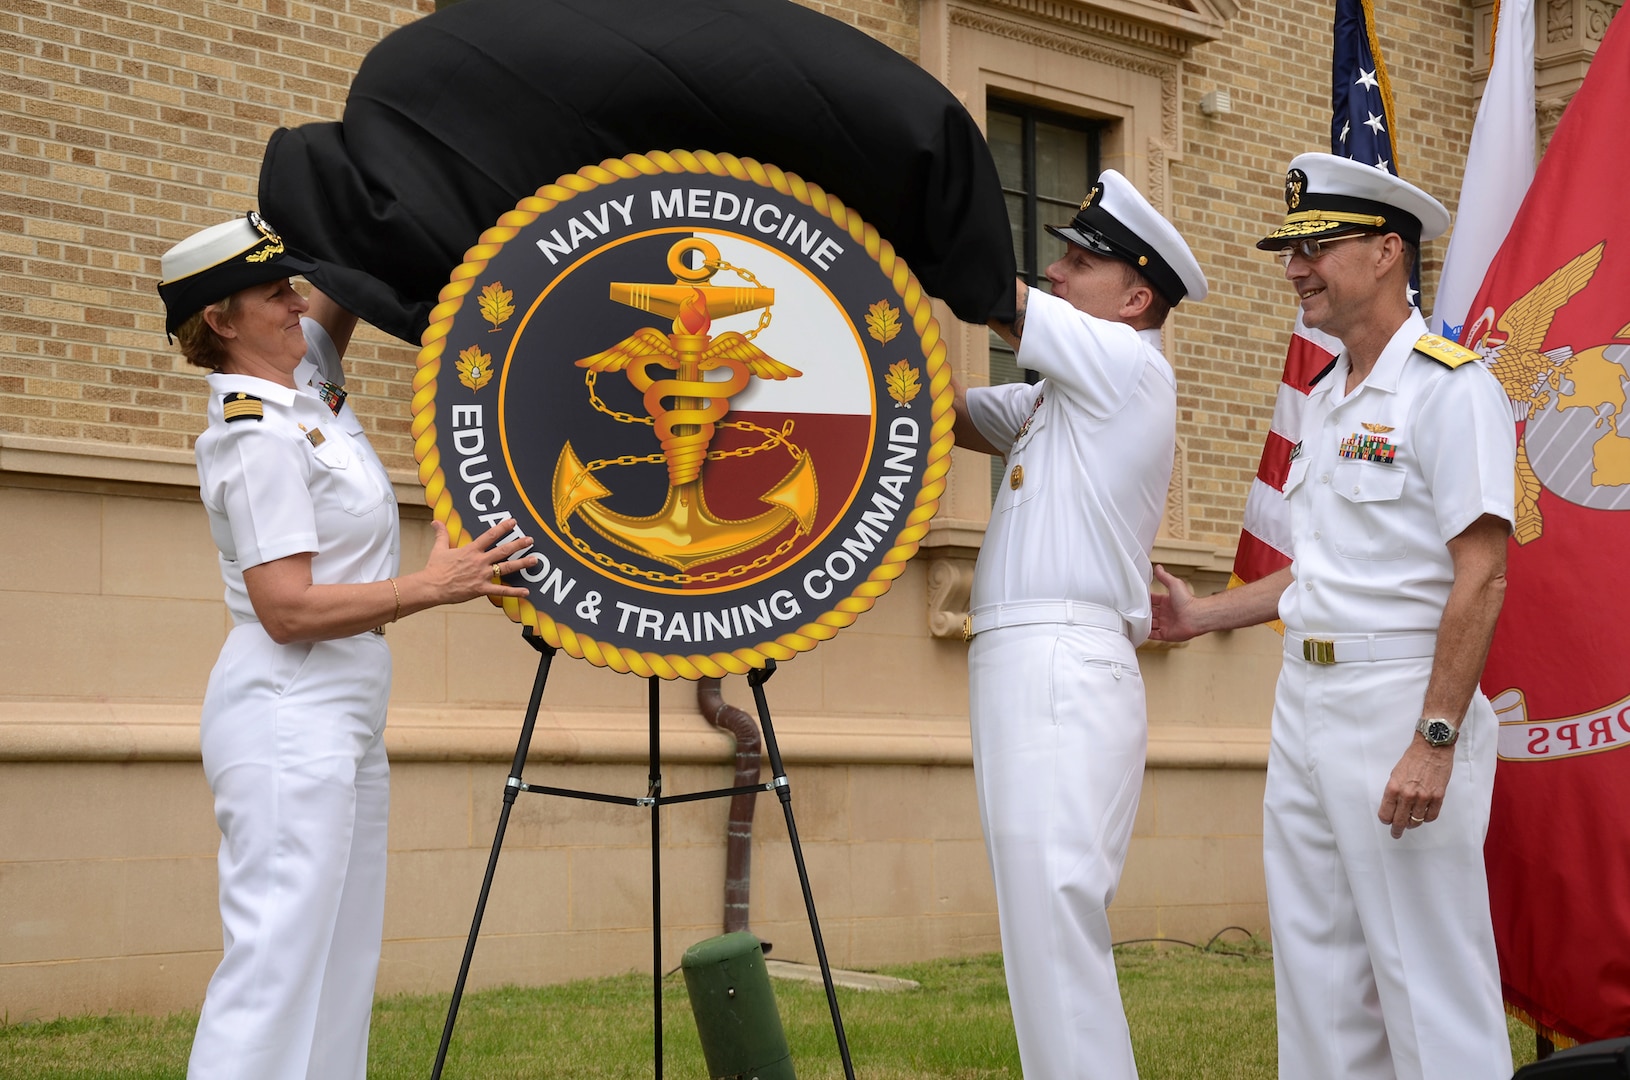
[
  {"left": 952, "top": 170, "right": 1208, "bottom": 1079},
  {"left": 1150, "top": 154, "right": 1517, "bottom": 1079}
]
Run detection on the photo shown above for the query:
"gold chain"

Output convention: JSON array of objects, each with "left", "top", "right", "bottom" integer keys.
[
  {"left": 584, "top": 370, "right": 654, "bottom": 426},
  {"left": 706, "top": 260, "right": 773, "bottom": 340},
  {"left": 559, "top": 516, "right": 801, "bottom": 584}
]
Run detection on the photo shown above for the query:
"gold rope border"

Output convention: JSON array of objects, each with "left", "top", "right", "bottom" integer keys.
[{"left": 412, "top": 150, "right": 954, "bottom": 681}]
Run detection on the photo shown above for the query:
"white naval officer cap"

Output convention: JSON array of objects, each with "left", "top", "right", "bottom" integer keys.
[
  {"left": 1258, "top": 152, "right": 1450, "bottom": 250},
  {"left": 157, "top": 211, "right": 318, "bottom": 337},
  {"left": 1045, "top": 170, "right": 1208, "bottom": 305}
]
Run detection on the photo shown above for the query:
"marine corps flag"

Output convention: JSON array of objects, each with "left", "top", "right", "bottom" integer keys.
[
  {"left": 1466, "top": 4, "right": 1630, "bottom": 1046},
  {"left": 257, "top": 0, "right": 1016, "bottom": 344}
]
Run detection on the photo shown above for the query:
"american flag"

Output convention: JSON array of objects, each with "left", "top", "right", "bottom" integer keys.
[
  {"left": 1229, "top": 0, "right": 1404, "bottom": 589},
  {"left": 1332, "top": 0, "right": 1402, "bottom": 175}
]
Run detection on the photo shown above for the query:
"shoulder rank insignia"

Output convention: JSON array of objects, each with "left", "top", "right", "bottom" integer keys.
[
  {"left": 1413, "top": 333, "right": 1480, "bottom": 369},
  {"left": 222, "top": 392, "right": 263, "bottom": 422}
]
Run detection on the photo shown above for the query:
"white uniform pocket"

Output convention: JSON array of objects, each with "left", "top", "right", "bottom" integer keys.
[
  {"left": 311, "top": 431, "right": 386, "bottom": 516},
  {"left": 1331, "top": 460, "right": 1408, "bottom": 560},
  {"left": 1284, "top": 457, "right": 1310, "bottom": 497}
]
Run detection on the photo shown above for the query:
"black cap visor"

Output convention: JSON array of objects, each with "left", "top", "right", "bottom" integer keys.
[
  {"left": 1257, "top": 192, "right": 1423, "bottom": 251},
  {"left": 1046, "top": 205, "right": 1187, "bottom": 306}
]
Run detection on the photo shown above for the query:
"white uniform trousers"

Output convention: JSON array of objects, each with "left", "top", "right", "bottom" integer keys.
[
  {"left": 970, "top": 621, "right": 1147, "bottom": 1080},
  {"left": 1265, "top": 652, "right": 1511, "bottom": 1080},
  {"left": 189, "top": 624, "right": 393, "bottom": 1080}
]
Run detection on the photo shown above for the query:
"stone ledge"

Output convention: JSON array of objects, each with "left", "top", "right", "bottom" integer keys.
[
  {"left": 0, "top": 702, "right": 1267, "bottom": 769},
  {"left": 0, "top": 434, "right": 425, "bottom": 508},
  {"left": 1147, "top": 725, "right": 1270, "bottom": 769}
]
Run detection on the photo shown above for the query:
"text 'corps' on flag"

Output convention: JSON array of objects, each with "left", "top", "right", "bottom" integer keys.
[
  {"left": 1231, "top": 0, "right": 1398, "bottom": 587},
  {"left": 1468, "top": 3, "right": 1630, "bottom": 1047}
]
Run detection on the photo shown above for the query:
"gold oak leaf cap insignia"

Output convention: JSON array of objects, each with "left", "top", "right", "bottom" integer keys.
[
  {"left": 1286, "top": 169, "right": 1307, "bottom": 210},
  {"left": 222, "top": 391, "right": 263, "bottom": 422},
  {"left": 1413, "top": 333, "right": 1480, "bottom": 369},
  {"left": 1080, "top": 184, "right": 1102, "bottom": 210}
]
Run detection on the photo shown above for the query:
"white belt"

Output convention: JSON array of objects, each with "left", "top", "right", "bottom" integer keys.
[
  {"left": 1284, "top": 629, "right": 1436, "bottom": 665},
  {"left": 965, "top": 600, "right": 1128, "bottom": 642}
]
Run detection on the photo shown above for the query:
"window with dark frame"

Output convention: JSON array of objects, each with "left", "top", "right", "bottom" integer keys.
[{"left": 984, "top": 99, "right": 1104, "bottom": 501}]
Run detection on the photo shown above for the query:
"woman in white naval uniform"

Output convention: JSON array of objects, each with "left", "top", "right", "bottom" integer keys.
[
  {"left": 952, "top": 171, "right": 1208, "bottom": 1079},
  {"left": 158, "top": 213, "right": 538, "bottom": 1080}
]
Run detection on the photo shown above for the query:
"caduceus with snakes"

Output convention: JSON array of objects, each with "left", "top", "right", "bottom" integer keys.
[{"left": 552, "top": 237, "right": 819, "bottom": 575}]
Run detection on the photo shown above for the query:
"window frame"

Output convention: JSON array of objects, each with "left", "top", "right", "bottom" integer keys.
[{"left": 986, "top": 98, "right": 1105, "bottom": 291}]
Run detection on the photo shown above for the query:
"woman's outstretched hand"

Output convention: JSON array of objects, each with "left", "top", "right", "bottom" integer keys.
[{"left": 419, "top": 517, "right": 538, "bottom": 605}]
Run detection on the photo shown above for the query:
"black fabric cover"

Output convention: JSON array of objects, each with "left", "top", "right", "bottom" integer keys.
[{"left": 258, "top": 0, "right": 1017, "bottom": 344}]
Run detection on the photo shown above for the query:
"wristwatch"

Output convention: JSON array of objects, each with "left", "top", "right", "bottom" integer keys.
[{"left": 1417, "top": 716, "right": 1459, "bottom": 747}]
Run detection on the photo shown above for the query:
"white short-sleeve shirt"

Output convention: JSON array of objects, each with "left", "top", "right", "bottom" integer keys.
[
  {"left": 1279, "top": 310, "right": 1516, "bottom": 635},
  {"left": 966, "top": 288, "right": 1178, "bottom": 643},
  {"left": 195, "top": 320, "right": 400, "bottom": 625}
]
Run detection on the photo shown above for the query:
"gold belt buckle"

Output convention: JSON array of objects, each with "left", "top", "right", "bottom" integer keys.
[
  {"left": 962, "top": 614, "right": 974, "bottom": 642},
  {"left": 1302, "top": 638, "right": 1336, "bottom": 664}
]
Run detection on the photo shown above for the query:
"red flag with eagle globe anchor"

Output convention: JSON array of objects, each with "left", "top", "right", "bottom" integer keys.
[
  {"left": 1462, "top": 7, "right": 1630, "bottom": 1045},
  {"left": 414, "top": 151, "right": 950, "bottom": 680}
]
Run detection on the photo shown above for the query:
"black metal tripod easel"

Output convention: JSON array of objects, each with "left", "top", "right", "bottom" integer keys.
[{"left": 429, "top": 629, "right": 856, "bottom": 1080}]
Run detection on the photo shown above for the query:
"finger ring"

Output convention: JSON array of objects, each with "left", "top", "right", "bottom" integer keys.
[
  {"left": 491, "top": 563, "right": 503, "bottom": 578},
  {"left": 1409, "top": 815, "right": 1425, "bottom": 823}
]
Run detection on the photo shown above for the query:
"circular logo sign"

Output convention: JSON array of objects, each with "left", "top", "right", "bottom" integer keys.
[{"left": 413, "top": 150, "right": 951, "bottom": 679}]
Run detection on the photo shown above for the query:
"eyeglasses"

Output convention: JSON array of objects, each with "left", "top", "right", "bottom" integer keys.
[{"left": 1273, "top": 233, "right": 1374, "bottom": 264}]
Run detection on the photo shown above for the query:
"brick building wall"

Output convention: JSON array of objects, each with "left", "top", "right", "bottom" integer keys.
[
  {"left": 1, "top": 0, "right": 424, "bottom": 467},
  {"left": 1170, "top": 0, "right": 1475, "bottom": 546},
  {"left": 0, "top": 0, "right": 918, "bottom": 474}
]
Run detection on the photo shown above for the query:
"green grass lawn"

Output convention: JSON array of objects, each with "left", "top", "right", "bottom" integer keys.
[{"left": 0, "top": 947, "right": 1541, "bottom": 1079}]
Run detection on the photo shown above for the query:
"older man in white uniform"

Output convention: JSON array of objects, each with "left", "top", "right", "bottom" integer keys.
[
  {"left": 1151, "top": 155, "right": 1516, "bottom": 1079},
  {"left": 952, "top": 171, "right": 1208, "bottom": 1079}
]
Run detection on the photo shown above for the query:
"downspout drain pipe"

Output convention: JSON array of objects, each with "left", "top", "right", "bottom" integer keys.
[{"left": 697, "top": 676, "right": 764, "bottom": 942}]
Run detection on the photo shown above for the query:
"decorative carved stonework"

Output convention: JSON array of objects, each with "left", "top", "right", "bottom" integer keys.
[
  {"left": 1146, "top": 139, "right": 1173, "bottom": 214},
  {"left": 927, "top": 556, "right": 977, "bottom": 640},
  {"left": 1161, "top": 433, "right": 1190, "bottom": 540},
  {"left": 1586, "top": 0, "right": 1621, "bottom": 39},
  {"left": 947, "top": 8, "right": 1182, "bottom": 152},
  {"left": 1537, "top": 96, "right": 1569, "bottom": 152},
  {"left": 964, "top": 0, "right": 1234, "bottom": 56},
  {"left": 1548, "top": 0, "right": 1574, "bottom": 42},
  {"left": 1471, "top": 0, "right": 1617, "bottom": 149}
]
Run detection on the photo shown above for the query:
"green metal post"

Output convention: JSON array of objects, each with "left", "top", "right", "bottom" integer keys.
[{"left": 681, "top": 932, "right": 796, "bottom": 1080}]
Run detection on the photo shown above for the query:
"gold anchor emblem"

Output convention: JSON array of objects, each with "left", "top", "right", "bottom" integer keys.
[{"left": 553, "top": 237, "right": 820, "bottom": 572}]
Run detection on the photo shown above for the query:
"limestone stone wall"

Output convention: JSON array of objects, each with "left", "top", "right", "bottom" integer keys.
[{"left": 0, "top": 468, "right": 1276, "bottom": 1018}]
